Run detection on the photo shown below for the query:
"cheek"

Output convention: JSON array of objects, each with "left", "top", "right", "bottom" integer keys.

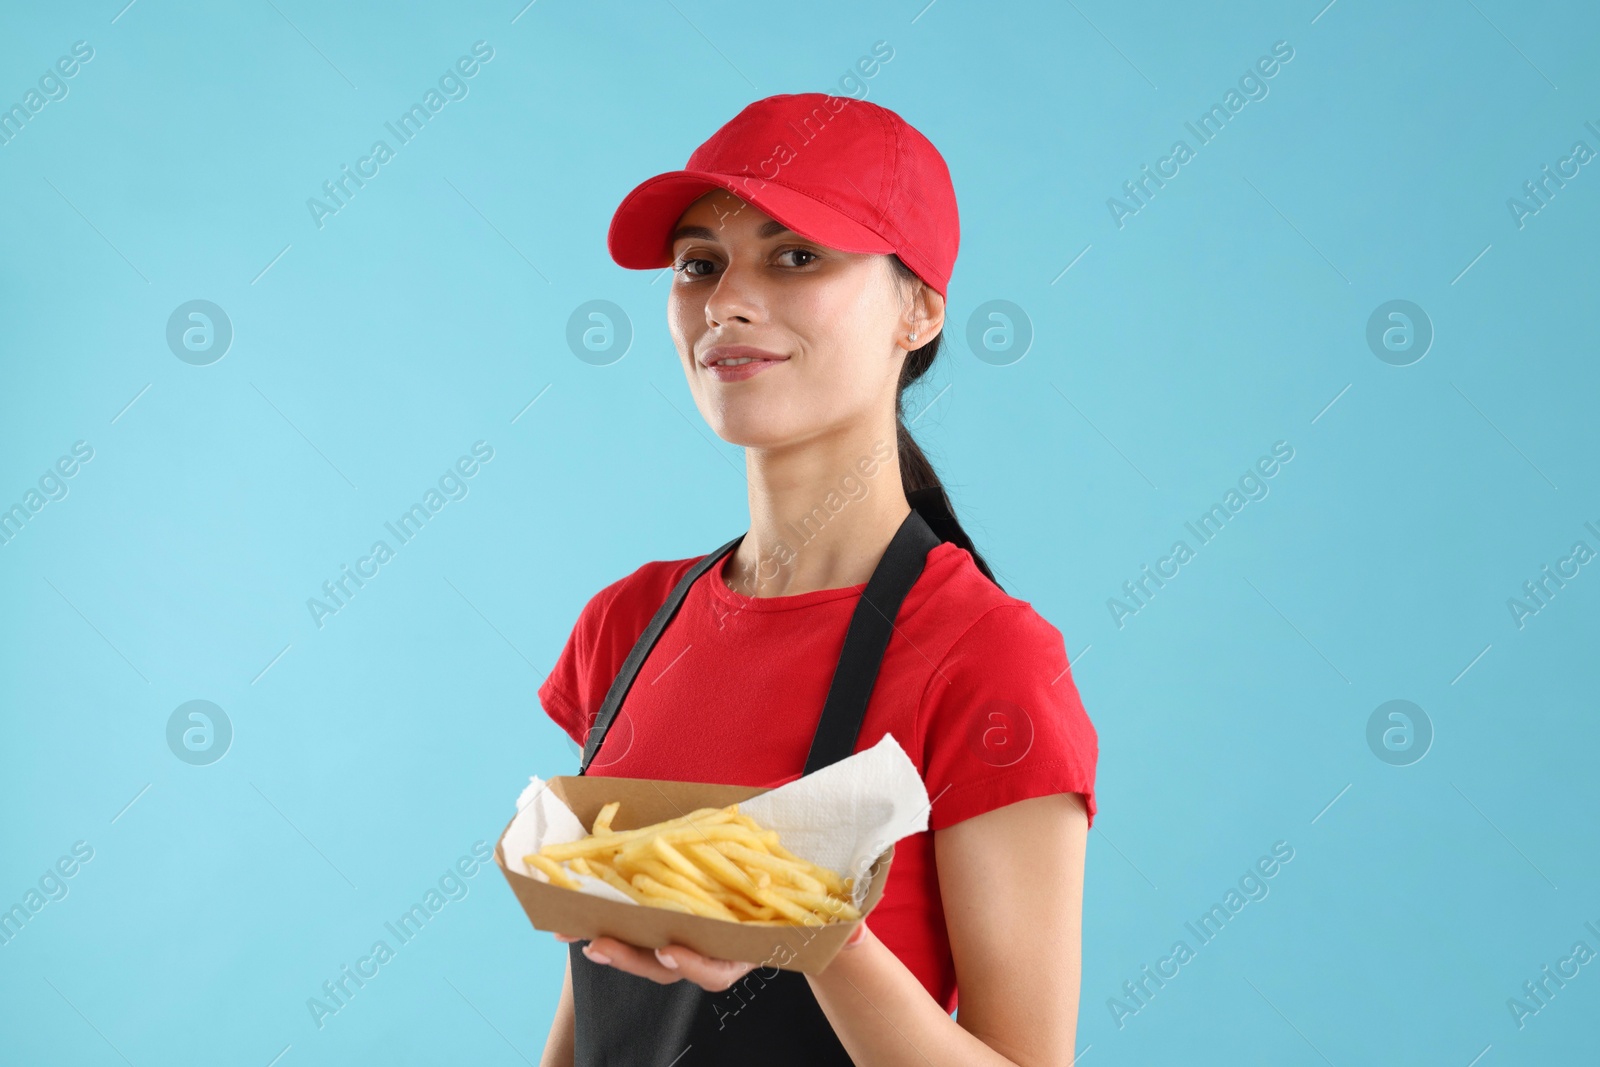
[
  {"left": 667, "top": 295, "right": 703, "bottom": 358},
  {"left": 666, "top": 290, "right": 691, "bottom": 337},
  {"left": 791, "top": 291, "right": 887, "bottom": 383}
]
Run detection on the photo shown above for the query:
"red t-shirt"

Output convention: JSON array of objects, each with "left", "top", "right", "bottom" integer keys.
[{"left": 538, "top": 539, "right": 1098, "bottom": 1013}]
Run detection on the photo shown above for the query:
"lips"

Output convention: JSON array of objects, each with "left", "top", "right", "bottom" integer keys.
[
  {"left": 701, "top": 345, "right": 787, "bottom": 367},
  {"left": 700, "top": 345, "right": 788, "bottom": 383}
]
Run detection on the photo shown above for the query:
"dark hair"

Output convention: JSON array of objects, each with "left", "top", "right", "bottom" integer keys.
[{"left": 886, "top": 254, "right": 1003, "bottom": 590}]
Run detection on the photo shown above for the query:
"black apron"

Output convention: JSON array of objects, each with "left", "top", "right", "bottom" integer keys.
[{"left": 569, "top": 500, "right": 959, "bottom": 1066}]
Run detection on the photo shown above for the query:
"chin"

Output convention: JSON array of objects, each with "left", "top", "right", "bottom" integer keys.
[
  {"left": 704, "top": 404, "right": 804, "bottom": 450},
  {"left": 709, "top": 419, "right": 791, "bottom": 450}
]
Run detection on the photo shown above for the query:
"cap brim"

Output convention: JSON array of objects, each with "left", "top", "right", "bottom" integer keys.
[{"left": 607, "top": 170, "right": 896, "bottom": 269}]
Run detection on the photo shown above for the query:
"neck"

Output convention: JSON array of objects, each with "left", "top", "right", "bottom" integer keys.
[{"left": 726, "top": 423, "right": 911, "bottom": 598}]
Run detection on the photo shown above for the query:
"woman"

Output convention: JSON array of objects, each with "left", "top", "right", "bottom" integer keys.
[{"left": 537, "top": 92, "right": 1098, "bottom": 1066}]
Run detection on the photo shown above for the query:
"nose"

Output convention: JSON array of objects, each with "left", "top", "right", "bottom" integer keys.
[{"left": 704, "top": 259, "right": 764, "bottom": 329}]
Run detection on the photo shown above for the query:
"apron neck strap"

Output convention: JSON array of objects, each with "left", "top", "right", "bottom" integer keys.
[
  {"left": 802, "top": 508, "right": 940, "bottom": 774},
  {"left": 579, "top": 508, "right": 942, "bottom": 777},
  {"left": 579, "top": 532, "right": 743, "bottom": 775}
]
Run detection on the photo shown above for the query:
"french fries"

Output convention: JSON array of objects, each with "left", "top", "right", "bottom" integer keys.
[{"left": 523, "top": 802, "right": 860, "bottom": 926}]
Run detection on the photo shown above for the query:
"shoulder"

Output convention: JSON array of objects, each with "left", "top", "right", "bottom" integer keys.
[
  {"left": 911, "top": 542, "right": 1068, "bottom": 660},
  {"left": 909, "top": 543, "right": 1100, "bottom": 829},
  {"left": 572, "top": 552, "right": 706, "bottom": 640},
  {"left": 539, "top": 550, "right": 710, "bottom": 740}
]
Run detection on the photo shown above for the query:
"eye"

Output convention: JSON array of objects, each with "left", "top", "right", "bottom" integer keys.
[
  {"left": 672, "top": 256, "right": 716, "bottom": 279},
  {"left": 671, "top": 246, "right": 820, "bottom": 279}
]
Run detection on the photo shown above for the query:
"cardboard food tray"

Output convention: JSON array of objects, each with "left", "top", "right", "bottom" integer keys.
[{"left": 495, "top": 773, "right": 895, "bottom": 974}]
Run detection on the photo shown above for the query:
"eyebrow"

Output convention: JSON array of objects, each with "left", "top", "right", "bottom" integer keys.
[{"left": 669, "top": 218, "right": 795, "bottom": 246}]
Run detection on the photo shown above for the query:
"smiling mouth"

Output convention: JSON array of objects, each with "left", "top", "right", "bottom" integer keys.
[
  {"left": 701, "top": 350, "right": 787, "bottom": 382},
  {"left": 702, "top": 349, "right": 788, "bottom": 367}
]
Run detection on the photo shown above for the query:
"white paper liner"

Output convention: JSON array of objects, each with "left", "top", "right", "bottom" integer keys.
[{"left": 503, "top": 732, "right": 931, "bottom": 909}]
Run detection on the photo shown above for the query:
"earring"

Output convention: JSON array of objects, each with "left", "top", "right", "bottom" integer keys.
[{"left": 908, "top": 331, "right": 918, "bottom": 342}]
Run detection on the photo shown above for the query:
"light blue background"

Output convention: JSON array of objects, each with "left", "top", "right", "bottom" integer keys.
[{"left": 3, "top": 1, "right": 1596, "bottom": 1064}]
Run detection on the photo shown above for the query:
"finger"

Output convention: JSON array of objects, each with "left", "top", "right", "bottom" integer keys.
[
  {"left": 582, "top": 937, "right": 681, "bottom": 985},
  {"left": 652, "top": 943, "right": 757, "bottom": 992},
  {"left": 553, "top": 932, "right": 580, "bottom": 943}
]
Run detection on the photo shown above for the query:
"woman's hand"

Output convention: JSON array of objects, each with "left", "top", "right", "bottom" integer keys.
[{"left": 555, "top": 923, "right": 868, "bottom": 992}]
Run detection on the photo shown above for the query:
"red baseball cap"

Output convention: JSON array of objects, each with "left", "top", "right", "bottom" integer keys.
[{"left": 607, "top": 92, "right": 959, "bottom": 298}]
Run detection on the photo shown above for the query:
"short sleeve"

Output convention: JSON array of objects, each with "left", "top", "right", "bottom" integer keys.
[
  {"left": 917, "top": 603, "right": 1098, "bottom": 831},
  {"left": 538, "top": 576, "right": 634, "bottom": 752},
  {"left": 539, "top": 614, "right": 595, "bottom": 752},
  {"left": 537, "top": 560, "right": 690, "bottom": 755}
]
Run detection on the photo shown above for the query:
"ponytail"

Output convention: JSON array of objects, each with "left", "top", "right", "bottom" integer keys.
[{"left": 888, "top": 255, "right": 1003, "bottom": 591}]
